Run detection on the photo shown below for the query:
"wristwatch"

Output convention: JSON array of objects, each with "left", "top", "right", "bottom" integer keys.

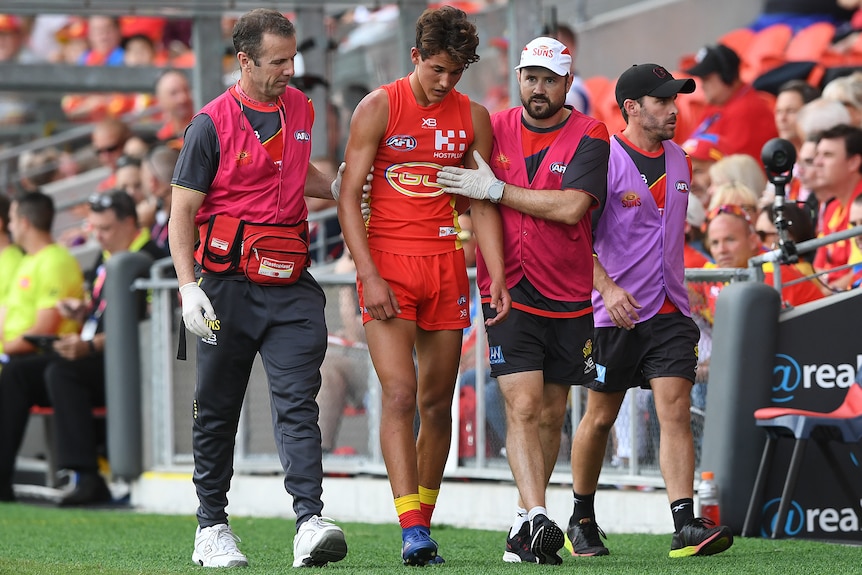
[{"left": 488, "top": 179, "right": 505, "bottom": 203}]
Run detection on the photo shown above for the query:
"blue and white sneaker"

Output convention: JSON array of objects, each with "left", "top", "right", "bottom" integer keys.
[{"left": 401, "top": 526, "right": 438, "bottom": 566}]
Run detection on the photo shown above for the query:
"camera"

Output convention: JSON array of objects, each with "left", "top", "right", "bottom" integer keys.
[{"left": 761, "top": 137, "right": 796, "bottom": 176}]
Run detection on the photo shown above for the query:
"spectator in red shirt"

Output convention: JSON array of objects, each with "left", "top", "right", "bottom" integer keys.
[
  {"left": 811, "top": 124, "right": 862, "bottom": 289},
  {"left": 154, "top": 69, "right": 194, "bottom": 147},
  {"left": 684, "top": 44, "right": 778, "bottom": 163}
]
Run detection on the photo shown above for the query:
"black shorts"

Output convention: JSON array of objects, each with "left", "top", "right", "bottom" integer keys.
[
  {"left": 588, "top": 312, "right": 699, "bottom": 392},
  {"left": 483, "top": 279, "right": 596, "bottom": 386}
]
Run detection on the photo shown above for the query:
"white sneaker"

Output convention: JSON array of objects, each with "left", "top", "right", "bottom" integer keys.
[
  {"left": 192, "top": 524, "right": 249, "bottom": 567},
  {"left": 292, "top": 515, "right": 348, "bottom": 567}
]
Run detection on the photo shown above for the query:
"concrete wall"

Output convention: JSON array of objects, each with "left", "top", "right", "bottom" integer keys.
[{"left": 134, "top": 472, "right": 671, "bottom": 534}]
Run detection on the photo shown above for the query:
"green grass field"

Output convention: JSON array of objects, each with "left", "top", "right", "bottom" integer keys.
[{"left": 0, "top": 503, "right": 856, "bottom": 575}]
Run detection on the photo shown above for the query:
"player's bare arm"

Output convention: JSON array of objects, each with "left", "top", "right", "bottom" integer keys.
[{"left": 338, "top": 89, "right": 400, "bottom": 320}]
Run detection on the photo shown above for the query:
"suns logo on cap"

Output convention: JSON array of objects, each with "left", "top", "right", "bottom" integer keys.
[
  {"left": 675, "top": 180, "right": 689, "bottom": 193},
  {"left": 531, "top": 45, "right": 555, "bottom": 59}
]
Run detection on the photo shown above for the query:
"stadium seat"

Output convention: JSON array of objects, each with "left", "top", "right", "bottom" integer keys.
[
  {"left": 677, "top": 29, "right": 755, "bottom": 75},
  {"left": 597, "top": 86, "right": 626, "bottom": 136},
  {"left": 741, "top": 381, "right": 862, "bottom": 539},
  {"left": 718, "top": 27, "right": 756, "bottom": 58},
  {"left": 583, "top": 75, "right": 612, "bottom": 119},
  {"left": 784, "top": 22, "right": 836, "bottom": 63},
  {"left": 674, "top": 74, "right": 707, "bottom": 144},
  {"left": 740, "top": 24, "right": 794, "bottom": 83},
  {"left": 28, "top": 405, "right": 107, "bottom": 488}
]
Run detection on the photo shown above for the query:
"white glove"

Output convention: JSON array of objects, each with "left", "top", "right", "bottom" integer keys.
[
  {"left": 330, "top": 162, "right": 346, "bottom": 201},
  {"left": 331, "top": 162, "right": 374, "bottom": 201},
  {"left": 179, "top": 282, "right": 216, "bottom": 340},
  {"left": 436, "top": 150, "right": 500, "bottom": 201}
]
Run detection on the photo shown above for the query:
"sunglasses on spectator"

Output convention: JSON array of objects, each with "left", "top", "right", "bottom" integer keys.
[
  {"left": 89, "top": 193, "right": 116, "bottom": 211},
  {"left": 851, "top": 220, "right": 862, "bottom": 228},
  {"left": 88, "top": 191, "right": 136, "bottom": 219},
  {"left": 706, "top": 204, "right": 753, "bottom": 224},
  {"left": 115, "top": 154, "right": 141, "bottom": 169},
  {"left": 95, "top": 143, "right": 123, "bottom": 155}
]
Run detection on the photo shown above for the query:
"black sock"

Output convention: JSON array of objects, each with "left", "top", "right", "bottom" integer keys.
[
  {"left": 670, "top": 498, "right": 695, "bottom": 533},
  {"left": 571, "top": 491, "right": 596, "bottom": 525}
]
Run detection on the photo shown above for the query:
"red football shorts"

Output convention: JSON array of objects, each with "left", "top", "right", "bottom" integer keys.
[{"left": 358, "top": 249, "right": 470, "bottom": 331}]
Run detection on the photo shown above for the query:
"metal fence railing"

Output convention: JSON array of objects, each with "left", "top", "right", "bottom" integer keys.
[{"left": 132, "top": 224, "right": 862, "bottom": 489}]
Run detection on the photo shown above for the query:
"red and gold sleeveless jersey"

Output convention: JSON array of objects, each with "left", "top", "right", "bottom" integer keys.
[{"left": 367, "top": 76, "right": 474, "bottom": 255}]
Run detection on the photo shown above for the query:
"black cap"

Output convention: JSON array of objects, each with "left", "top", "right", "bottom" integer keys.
[
  {"left": 684, "top": 44, "right": 740, "bottom": 83},
  {"left": 615, "top": 64, "right": 696, "bottom": 108}
]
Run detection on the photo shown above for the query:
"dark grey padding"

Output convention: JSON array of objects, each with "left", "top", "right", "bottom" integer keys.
[
  {"left": 103, "top": 251, "right": 154, "bottom": 481},
  {"left": 701, "top": 282, "right": 781, "bottom": 533}
]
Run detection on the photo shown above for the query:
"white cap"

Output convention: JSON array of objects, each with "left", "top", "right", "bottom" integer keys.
[
  {"left": 294, "top": 52, "right": 305, "bottom": 78},
  {"left": 687, "top": 198, "right": 706, "bottom": 228},
  {"left": 515, "top": 37, "right": 571, "bottom": 77}
]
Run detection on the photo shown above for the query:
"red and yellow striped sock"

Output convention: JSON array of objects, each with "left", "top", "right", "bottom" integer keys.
[
  {"left": 395, "top": 493, "right": 424, "bottom": 529},
  {"left": 419, "top": 485, "right": 439, "bottom": 526}
]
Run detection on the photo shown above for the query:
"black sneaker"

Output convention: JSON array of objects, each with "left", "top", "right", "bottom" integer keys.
[
  {"left": 503, "top": 522, "right": 538, "bottom": 563},
  {"left": 566, "top": 517, "right": 609, "bottom": 556},
  {"left": 669, "top": 517, "right": 733, "bottom": 558},
  {"left": 58, "top": 472, "right": 112, "bottom": 507},
  {"left": 529, "top": 514, "right": 564, "bottom": 565}
]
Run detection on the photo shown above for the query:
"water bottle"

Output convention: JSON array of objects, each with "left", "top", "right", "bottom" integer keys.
[{"left": 698, "top": 471, "right": 721, "bottom": 524}]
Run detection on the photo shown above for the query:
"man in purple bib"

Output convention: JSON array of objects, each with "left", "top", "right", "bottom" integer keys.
[{"left": 567, "top": 64, "right": 734, "bottom": 559}]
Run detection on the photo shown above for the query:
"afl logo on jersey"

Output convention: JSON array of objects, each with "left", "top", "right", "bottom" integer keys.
[
  {"left": 386, "top": 162, "right": 445, "bottom": 198},
  {"left": 621, "top": 192, "right": 642, "bottom": 208},
  {"left": 294, "top": 130, "right": 310, "bottom": 142},
  {"left": 675, "top": 180, "right": 689, "bottom": 193},
  {"left": 549, "top": 162, "right": 567, "bottom": 175},
  {"left": 386, "top": 135, "right": 417, "bottom": 151}
]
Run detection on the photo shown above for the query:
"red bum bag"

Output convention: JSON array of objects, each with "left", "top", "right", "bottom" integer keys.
[{"left": 196, "top": 214, "right": 309, "bottom": 285}]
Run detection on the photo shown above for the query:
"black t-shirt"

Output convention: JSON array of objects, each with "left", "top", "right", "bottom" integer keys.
[
  {"left": 615, "top": 135, "right": 667, "bottom": 190},
  {"left": 519, "top": 111, "right": 609, "bottom": 232},
  {"left": 763, "top": 0, "right": 854, "bottom": 20},
  {"left": 172, "top": 97, "right": 283, "bottom": 194}
]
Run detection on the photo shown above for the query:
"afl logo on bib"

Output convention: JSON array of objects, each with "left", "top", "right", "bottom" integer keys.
[
  {"left": 386, "top": 162, "right": 445, "bottom": 197},
  {"left": 294, "top": 130, "right": 310, "bottom": 142},
  {"left": 549, "top": 162, "right": 567, "bottom": 175},
  {"left": 675, "top": 180, "right": 689, "bottom": 193}
]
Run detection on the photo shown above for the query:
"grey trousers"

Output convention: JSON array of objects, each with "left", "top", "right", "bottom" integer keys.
[{"left": 191, "top": 270, "right": 327, "bottom": 529}]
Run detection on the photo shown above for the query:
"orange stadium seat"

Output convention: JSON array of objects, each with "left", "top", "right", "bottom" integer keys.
[
  {"left": 597, "top": 86, "right": 626, "bottom": 136},
  {"left": 785, "top": 21, "right": 836, "bottom": 62},
  {"left": 674, "top": 75, "right": 707, "bottom": 144},
  {"left": 740, "top": 23, "right": 794, "bottom": 83},
  {"left": 583, "top": 76, "right": 611, "bottom": 119},
  {"left": 678, "top": 28, "right": 755, "bottom": 76},
  {"left": 718, "top": 27, "right": 756, "bottom": 57}
]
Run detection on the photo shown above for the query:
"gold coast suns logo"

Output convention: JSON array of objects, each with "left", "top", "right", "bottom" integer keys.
[
  {"left": 235, "top": 150, "right": 252, "bottom": 166},
  {"left": 386, "top": 162, "right": 446, "bottom": 198},
  {"left": 621, "top": 191, "right": 642, "bottom": 208}
]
